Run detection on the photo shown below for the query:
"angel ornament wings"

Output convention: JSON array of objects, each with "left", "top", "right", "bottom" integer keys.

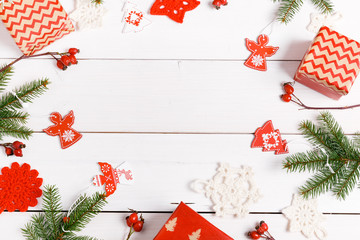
[
  {"left": 43, "top": 111, "right": 82, "bottom": 149},
  {"left": 244, "top": 34, "right": 279, "bottom": 71},
  {"left": 93, "top": 162, "right": 134, "bottom": 196}
]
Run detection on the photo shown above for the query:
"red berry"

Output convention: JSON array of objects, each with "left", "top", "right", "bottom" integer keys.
[
  {"left": 69, "top": 54, "right": 78, "bottom": 65},
  {"left": 133, "top": 221, "right": 144, "bottom": 232},
  {"left": 5, "top": 147, "right": 13, "bottom": 156},
  {"left": 281, "top": 93, "right": 292, "bottom": 102},
  {"left": 248, "top": 231, "right": 261, "bottom": 239},
  {"left": 14, "top": 149, "right": 23, "bottom": 157},
  {"left": 260, "top": 221, "right": 268, "bottom": 231},
  {"left": 57, "top": 60, "right": 67, "bottom": 70},
  {"left": 68, "top": 48, "right": 80, "bottom": 55},
  {"left": 126, "top": 216, "right": 133, "bottom": 227},
  {"left": 212, "top": 0, "right": 222, "bottom": 9},
  {"left": 61, "top": 55, "right": 71, "bottom": 66},
  {"left": 256, "top": 225, "right": 265, "bottom": 235},
  {"left": 63, "top": 217, "right": 70, "bottom": 223},
  {"left": 128, "top": 213, "right": 138, "bottom": 224},
  {"left": 284, "top": 84, "right": 294, "bottom": 94},
  {"left": 12, "top": 141, "right": 25, "bottom": 149}
]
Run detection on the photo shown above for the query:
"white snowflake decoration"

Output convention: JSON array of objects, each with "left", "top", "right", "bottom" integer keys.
[
  {"left": 251, "top": 54, "right": 264, "bottom": 67},
  {"left": 70, "top": 0, "right": 107, "bottom": 30},
  {"left": 282, "top": 194, "right": 327, "bottom": 239},
  {"left": 307, "top": 12, "right": 342, "bottom": 33},
  {"left": 0, "top": 0, "right": 12, "bottom": 10},
  {"left": 192, "top": 163, "right": 261, "bottom": 217},
  {"left": 62, "top": 130, "right": 75, "bottom": 142},
  {"left": 262, "top": 132, "right": 280, "bottom": 151}
]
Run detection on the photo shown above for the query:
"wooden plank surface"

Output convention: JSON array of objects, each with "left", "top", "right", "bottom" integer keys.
[{"left": 1, "top": 0, "right": 360, "bottom": 239}]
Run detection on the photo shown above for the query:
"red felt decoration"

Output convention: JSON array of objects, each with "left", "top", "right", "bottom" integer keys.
[
  {"left": 43, "top": 110, "right": 82, "bottom": 149},
  {"left": 150, "top": 0, "right": 200, "bottom": 23},
  {"left": 93, "top": 162, "right": 134, "bottom": 197},
  {"left": 244, "top": 34, "right": 279, "bottom": 71},
  {"left": 0, "top": 162, "right": 42, "bottom": 213},
  {"left": 251, "top": 120, "right": 288, "bottom": 155},
  {"left": 154, "top": 202, "right": 234, "bottom": 240}
]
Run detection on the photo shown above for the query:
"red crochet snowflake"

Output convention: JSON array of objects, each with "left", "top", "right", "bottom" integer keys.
[{"left": 0, "top": 162, "right": 43, "bottom": 213}]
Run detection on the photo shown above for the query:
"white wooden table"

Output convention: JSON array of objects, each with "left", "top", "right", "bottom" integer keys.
[{"left": 1, "top": 0, "right": 360, "bottom": 239}]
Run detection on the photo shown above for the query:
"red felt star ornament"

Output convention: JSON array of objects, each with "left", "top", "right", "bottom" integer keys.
[
  {"left": 244, "top": 34, "right": 279, "bottom": 71},
  {"left": 150, "top": 0, "right": 200, "bottom": 23},
  {"left": 251, "top": 120, "right": 288, "bottom": 155}
]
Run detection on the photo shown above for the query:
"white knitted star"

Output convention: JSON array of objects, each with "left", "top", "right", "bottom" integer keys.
[
  {"left": 0, "top": 0, "right": 13, "bottom": 10},
  {"left": 192, "top": 163, "right": 261, "bottom": 217},
  {"left": 282, "top": 194, "right": 327, "bottom": 239},
  {"left": 70, "top": 0, "right": 107, "bottom": 30}
]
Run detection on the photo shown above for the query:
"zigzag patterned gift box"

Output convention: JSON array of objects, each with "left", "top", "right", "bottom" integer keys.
[
  {"left": 294, "top": 26, "right": 360, "bottom": 100},
  {"left": 154, "top": 202, "right": 234, "bottom": 240},
  {"left": 0, "top": 0, "right": 74, "bottom": 55}
]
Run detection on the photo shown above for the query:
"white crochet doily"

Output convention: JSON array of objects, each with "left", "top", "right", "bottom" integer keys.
[
  {"left": 192, "top": 163, "right": 261, "bottom": 217},
  {"left": 70, "top": 0, "right": 107, "bottom": 30},
  {"left": 282, "top": 194, "right": 327, "bottom": 239}
]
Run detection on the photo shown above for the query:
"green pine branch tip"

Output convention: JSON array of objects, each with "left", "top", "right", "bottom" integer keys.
[{"left": 283, "top": 112, "right": 360, "bottom": 200}]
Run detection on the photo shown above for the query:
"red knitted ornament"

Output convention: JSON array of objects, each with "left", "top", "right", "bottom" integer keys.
[
  {"left": 0, "top": 162, "right": 43, "bottom": 213},
  {"left": 150, "top": 0, "right": 200, "bottom": 23}
]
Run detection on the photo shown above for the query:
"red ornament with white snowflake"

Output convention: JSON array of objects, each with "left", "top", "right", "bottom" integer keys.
[
  {"left": 251, "top": 120, "right": 288, "bottom": 155},
  {"left": 244, "top": 34, "right": 279, "bottom": 71},
  {"left": 93, "top": 162, "right": 134, "bottom": 197},
  {"left": 43, "top": 110, "right": 82, "bottom": 149},
  {"left": 0, "top": 162, "right": 43, "bottom": 213},
  {"left": 150, "top": 0, "right": 200, "bottom": 23}
]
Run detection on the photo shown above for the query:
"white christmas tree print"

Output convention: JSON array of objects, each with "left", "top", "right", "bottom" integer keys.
[
  {"left": 62, "top": 130, "right": 75, "bottom": 142},
  {"left": 165, "top": 217, "right": 177, "bottom": 232},
  {"left": 188, "top": 229, "right": 201, "bottom": 240},
  {"left": 251, "top": 54, "right": 264, "bottom": 67}
]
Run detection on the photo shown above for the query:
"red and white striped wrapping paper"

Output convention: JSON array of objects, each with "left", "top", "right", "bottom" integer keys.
[
  {"left": 294, "top": 26, "right": 360, "bottom": 100},
  {"left": 0, "top": 0, "right": 74, "bottom": 55}
]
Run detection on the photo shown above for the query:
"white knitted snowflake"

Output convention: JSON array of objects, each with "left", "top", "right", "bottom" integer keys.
[
  {"left": 70, "top": 0, "right": 107, "bottom": 30},
  {"left": 192, "top": 163, "right": 261, "bottom": 217},
  {"left": 282, "top": 194, "right": 327, "bottom": 239}
]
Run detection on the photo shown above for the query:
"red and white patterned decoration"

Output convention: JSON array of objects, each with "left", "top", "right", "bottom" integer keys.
[
  {"left": 251, "top": 120, "right": 288, "bottom": 155},
  {"left": 43, "top": 111, "right": 82, "bottom": 149},
  {"left": 244, "top": 34, "right": 279, "bottom": 71},
  {"left": 93, "top": 162, "right": 134, "bottom": 197},
  {"left": 122, "top": 2, "right": 150, "bottom": 33}
]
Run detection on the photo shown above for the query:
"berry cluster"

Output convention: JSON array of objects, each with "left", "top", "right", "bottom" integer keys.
[
  {"left": 281, "top": 82, "right": 294, "bottom": 103},
  {"left": 1, "top": 141, "right": 26, "bottom": 157},
  {"left": 212, "top": 0, "right": 228, "bottom": 9},
  {"left": 125, "top": 210, "right": 145, "bottom": 240},
  {"left": 56, "top": 48, "right": 80, "bottom": 71},
  {"left": 248, "top": 221, "right": 274, "bottom": 240}
]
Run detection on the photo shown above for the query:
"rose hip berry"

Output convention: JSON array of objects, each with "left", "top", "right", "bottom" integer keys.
[
  {"left": 12, "top": 141, "right": 25, "bottom": 149},
  {"left": 14, "top": 149, "right": 23, "bottom": 157},
  {"left": 69, "top": 54, "right": 78, "bottom": 65},
  {"left": 284, "top": 83, "right": 294, "bottom": 94},
  {"left": 5, "top": 147, "right": 13, "bottom": 156},
  {"left": 68, "top": 48, "right": 80, "bottom": 55},
  {"left": 133, "top": 221, "right": 144, "bottom": 232},
  {"left": 60, "top": 55, "right": 71, "bottom": 66},
  {"left": 281, "top": 93, "right": 292, "bottom": 102},
  {"left": 248, "top": 231, "right": 261, "bottom": 239},
  {"left": 57, "top": 60, "right": 67, "bottom": 70}
]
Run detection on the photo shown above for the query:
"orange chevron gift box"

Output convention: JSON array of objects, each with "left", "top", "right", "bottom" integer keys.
[
  {"left": 0, "top": 0, "right": 74, "bottom": 55},
  {"left": 154, "top": 202, "right": 234, "bottom": 240},
  {"left": 294, "top": 26, "right": 360, "bottom": 100}
]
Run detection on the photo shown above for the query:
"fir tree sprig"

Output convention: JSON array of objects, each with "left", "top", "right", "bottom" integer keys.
[
  {"left": 0, "top": 67, "right": 49, "bottom": 140},
  {"left": 272, "top": 0, "right": 334, "bottom": 24},
  {"left": 283, "top": 112, "right": 360, "bottom": 200},
  {"left": 22, "top": 185, "right": 107, "bottom": 240}
]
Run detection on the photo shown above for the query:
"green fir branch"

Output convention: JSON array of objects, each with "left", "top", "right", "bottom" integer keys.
[
  {"left": 23, "top": 185, "right": 107, "bottom": 240},
  {"left": 0, "top": 65, "right": 13, "bottom": 93},
  {"left": 63, "top": 193, "right": 107, "bottom": 233},
  {"left": 284, "top": 112, "right": 360, "bottom": 200},
  {"left": 0, "top": 120, "right": 33, "bottom": 139},
  {"left": 43, "top": 185, "right": 63, "bottom": 239},
  {"left": 272, "top": 0, "right": 334, "bottom": 24}
]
